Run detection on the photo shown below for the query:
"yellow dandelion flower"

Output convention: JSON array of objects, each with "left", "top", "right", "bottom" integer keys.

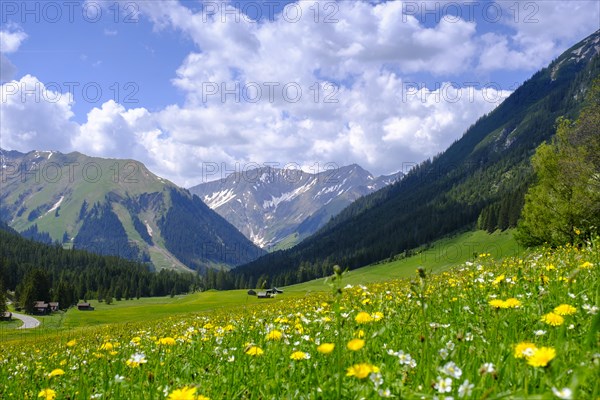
[
  {"left": 372, "top": 311, "right": 384, "bottom": 321},
  {"left": 245, "top": 346, "right": 264, "bottom": 356},
  {"left": 492, "top": 274, "right": 505, "bottom": 285},
  {"left": 579, "top": 261, "right": 593, "bottom": 269},
  {"left": 290, "top": 351, "right": 309, "bottom": 360},
  {"left": 99, "top": 342, "right": 114, "bottom": 351},
  {"left": 355, "top": 312, "right": 373, "bottom": 324},
  {"left": 527, "top": 347, "right": 556, "bottom": 367},
  {"left": 489, "top": 299, "right": 505, "bottom": 308},
  {"left": 38, "top": 389, "right": 56, "bottom": 400},
  {"left": 347, "top": 339, "right": 365, "bottom": 351},
  {"left": 48, "top": 368, "right": 65, "bottom": 378},
  {"left": 514, "top": 342, "right": 538, "bottom": 359},
  {"left": 223, "top": 324, "right": 235, "bottom": 331},
  {"left": 317, "top": 343, "right": 335, "bottom": 354},
  {"left": 197, "top": 396, "right": 211, "bottom": 400},
  {"left": 553, "top": 304, "right": 576, "bottom": 316},
  {"left": 66, "top": 340, "right": 77, "bottom": 347},
  {"left": 167, "top": 386, "right": 197, "bottom": 400},
  {"left": 504, "top": 298, "right": 522, "bottom": 308},
  {"left": 541, "top": 312, "right": 564, "bottom": 326},
  {"left": 346, "top": 363, "right": 380, "bottom": 379},
  {"left": 158, "top": 337, "right": 176, "bottom": 346},
  {"left": 266, "top": 330, "right": 283, "bottom": 341}
]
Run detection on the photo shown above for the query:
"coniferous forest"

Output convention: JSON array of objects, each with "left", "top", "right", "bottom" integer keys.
[{"left": 0, "top": 221, "right": 201, "bottom": 313}]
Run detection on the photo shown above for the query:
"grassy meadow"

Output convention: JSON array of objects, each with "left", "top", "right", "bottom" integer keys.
[{"left": 1, "top": 230, "right": 598, "bottom": 399}]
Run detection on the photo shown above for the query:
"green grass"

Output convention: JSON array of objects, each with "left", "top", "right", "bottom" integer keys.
[
  {"left": 0, "top": 230, "right": 520, "bottom": 342},
  {"left": 1, "top": 236, "right": 597, "bottom": 399},
  {"left": 287, "top": 229, "right": 521, "bottom": 292}
]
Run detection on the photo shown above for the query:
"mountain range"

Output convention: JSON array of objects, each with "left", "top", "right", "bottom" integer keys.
[
  {"left": 189, "top": 165, "right": 402, "bottom": 249},
  {"left": 0, "top": 150, "right": 264, "bottom": 272}
]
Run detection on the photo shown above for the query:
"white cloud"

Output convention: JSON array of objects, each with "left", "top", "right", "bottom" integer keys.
[
  {"left": 477, "top": 1, "right": 600, "bottom": 71},
  {"left": 0, "top": 75, "right": 78, "bottom": 151},
  {"left": 0, "top": 25, "right": 27, "bottom": 81},
  {"left": 0, "top": 27, "right": 27, "bottom": 53},
  {"left": 1, "top": 1, "right": 598, "bottom": 187}
]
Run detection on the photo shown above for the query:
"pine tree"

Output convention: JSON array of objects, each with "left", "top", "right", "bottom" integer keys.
[{"left": 0, "top": 279, "right": 7, "bottom": 315}]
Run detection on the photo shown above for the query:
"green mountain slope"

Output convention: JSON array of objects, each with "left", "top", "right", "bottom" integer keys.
[
  {"left": 0, "top": 150, "right": 264, "bottom": 272},
  {"left": 233, "top": 29, "right": 600, "bottom": 287}
]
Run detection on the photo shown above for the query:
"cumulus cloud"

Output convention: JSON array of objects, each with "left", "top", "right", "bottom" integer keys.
[
  {"left": 0, "top": 25, "right": 27, "bottom": 81},
  {"left": 0, "top": 75, "right": 78, "bottom": 151},
  {"left": 1, "top": 1, "right": 598, "bottom": 187}
]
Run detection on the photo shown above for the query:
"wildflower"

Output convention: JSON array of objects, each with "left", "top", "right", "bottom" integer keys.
[
  {"left": 583, "top": 304, "right": 599, "bottom": 315},
  {"left": 378, "top": 388, "right": 391, "bottom": 397},
  {"left": 99, "top": 342, "right": 114, "bottom": 351},
  {"left": 370, "top": 371, "right": 383, "bottom": 387},
  {"left": 541, "top": 312, "right": 564, "bottom": 326},
  {"left": 579, "top": 261, "right": 593, "bottom": 269},
  {"left": 492, "top": 274, "right": 505, "bottom": 285},
  {"left": 66, "top": 340, "right": 77, "bottom": 347},
  {"left": 504, "top": 298, "right": 522, "bottom": 308},
  {"left": 290, "top": 351, "right": 310, "bottom": 360},
  {"left": 355, "top": 312, "right": 373, "bottom": 324},
  {"left": 167, "top": 386, "right": 196, "bottom": 400},
  {"left": 527, "top": 347, "right": 556, "bottom": 367},
  {"left": 553, "top": 304, "right": 576, "bottom": 316},
  {"left": 245, "top": 346, "right": 264, "bottom": 356},
  {"left": 372, "top": 311, "right": 384, "bottom": 321},
  {"left": 480, "top": 363, "right": 495, "bottom": 374},
  {"left": 551, "top": 387, "right": 573, "bottom": 399},
  {"left": 347, "top": 339, "right": 365, "bottom": 351},
  {"left": 48, "top": 368, "right": 65, "bottom": 378},
  {"left": 458, "top": 379, "right": 474, "bottom": 398},
  {"left": 38, "top": 389, "right": 56, "bottom": 400},
  {"left": 489, "top": 299, "right": 505, "bottom": 308},
  {"left": 317, "top": 343, "right": 335, "bottom": 354},
  {"left": 439, "top": 348, "right": 449, "bottom": 360},
  {"left": 534, "top": 330, "right": 546, "bottom": 336},
  {"left": 114, "top": 375, "right": 125, "bottom": 383},
  {"left": 441, "top": 361, "right": 462, "bottom": 378},
  {"left": 346, "top": 363, "right": 379, "bottom": 379},
  {"left": 126, "top": 352, "right": 147, "bottom": 368},
  {"left": 266, "top": 330, "right": 283, "bottom": 341},
  {"left": 514, "top": 342, "right": 538, "bottom": 358},
  {"left": 158, "top": 337, "right": 176, "bottom": 346},
  {"left": 434, "top": 376, "right": 453, "bottom": 393}
]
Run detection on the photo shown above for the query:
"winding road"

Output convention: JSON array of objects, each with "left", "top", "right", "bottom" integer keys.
[{"left": 12, "top": 313, "right": 41, "bottom": 329}]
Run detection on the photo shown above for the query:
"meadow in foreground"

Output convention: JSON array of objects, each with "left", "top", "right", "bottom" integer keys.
[{"left": 1, "top": 238, "right": 598, "bottom": 399}]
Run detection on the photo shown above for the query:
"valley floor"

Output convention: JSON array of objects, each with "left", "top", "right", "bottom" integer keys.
[{"left": 1, "top": 230, "right": 598, "bottom": 399}]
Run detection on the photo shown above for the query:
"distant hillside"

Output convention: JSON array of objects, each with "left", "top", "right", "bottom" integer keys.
[
  {"left": 189, "top": 165, "right": 402, "bottom": 249},
  {"left": 232, "top": 30, "right": 600, "bottom": 287},
  {"left": 0, "top": 150, "right": 265, "bottom": 272},
  {"left": 0, "top": 219, "right": 200, "bottom": 307}
]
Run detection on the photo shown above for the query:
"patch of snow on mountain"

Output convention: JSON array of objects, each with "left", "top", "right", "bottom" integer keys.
[
  {"left": 145, "top": 222, "right": 153, "bottom": 237},
  {"left": 262, "top": 179, "right": 317, "bottom": 209},
  {"left": 249, "top": 228, "right": 268, "bottom": 248},
  {"left": 45, "top": 196, "right": 64, "bottom": 215},
  {"left": 204, "top": 188, "right": 236, "bottom": 209}
]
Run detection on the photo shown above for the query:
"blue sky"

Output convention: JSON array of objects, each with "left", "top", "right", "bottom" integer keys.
[{"left": 1, "top": 1, "right": 599, "bottom": 186}]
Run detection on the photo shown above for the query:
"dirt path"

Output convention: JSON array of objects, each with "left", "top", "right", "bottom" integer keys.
[{"left": 11, "top": 313, "right": 41, "bottom": 329}]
